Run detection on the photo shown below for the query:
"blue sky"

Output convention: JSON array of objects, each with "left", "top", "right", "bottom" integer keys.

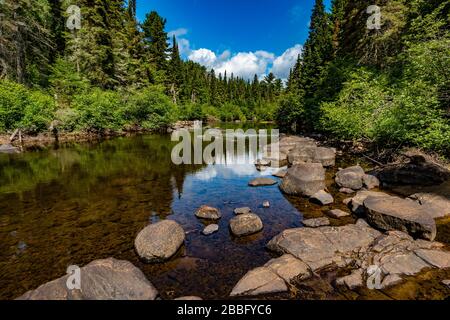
[{"left": 136, "top": 0, "right": 332, "bottom": 80}]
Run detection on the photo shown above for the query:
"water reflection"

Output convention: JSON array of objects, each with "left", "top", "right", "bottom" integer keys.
[{"left": 0, "top": 132, "right": 302, "bottom": 300}]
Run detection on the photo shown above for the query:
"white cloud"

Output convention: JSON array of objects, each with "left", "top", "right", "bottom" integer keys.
[
  {"left": 171, "top": 28, "right": 302, "bottom": 81},
  {"left": 168, "top": 28, "right": 188, "bottom": 38},
  {"left": 270, "top": 44, "right": 303, "bottom": 80}
]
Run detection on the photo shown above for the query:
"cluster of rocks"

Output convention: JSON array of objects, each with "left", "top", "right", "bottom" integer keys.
[
  {"left": 230, "top": 219, "right": 450, "bottom": 297},
  {"left": 167, "top": 121, "right": 201, "bottom": 133},
  {"left": 194, "top": 205, "right": 264, "bottom": 238},
  {"left": 336, "top": 165, "right": 380, "bottom": 193},
  {"left": 257, "top": 135, "right": 336, "bottom": 170}
]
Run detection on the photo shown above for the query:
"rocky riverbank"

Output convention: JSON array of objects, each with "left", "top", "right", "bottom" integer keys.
[{"left": 15, "top": 134, "right": 450, "bottom": 300}]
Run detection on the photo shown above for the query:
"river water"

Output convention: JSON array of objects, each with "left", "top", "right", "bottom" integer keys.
[{"left": 1, "top": 127, "right": 448, "bottom": 300}]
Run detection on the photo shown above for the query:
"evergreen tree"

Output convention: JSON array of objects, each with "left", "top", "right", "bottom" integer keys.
[{"left": 142, "top": 11, "right": 169, "bottom": 70}]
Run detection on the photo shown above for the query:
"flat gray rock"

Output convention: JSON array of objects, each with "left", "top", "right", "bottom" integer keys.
[
  {"left": 310, "top": 190, "right": 334, "bottom": 205},
  {"left": 363, "top": 195, "right": 437, "bottom": 241},
  {"left": 327, "top": 209, "right": 350, "bottom": 219},
  {"left": 267, "top": 220, "right": 381, "bottom": 271},
  {"left": 0, "top": 144, "right": 19, "bottom": 154},
  {"left": 379, "top": 252, "right": 430, "bottom": 276},
  {"left": 414, "top": 249, "right": 450, "bottom": 268},
  {"left": 17, "top": 258, "right": 158, "bottom": 300},
  {"left": 248, "top": 178, "right": 278, "bottom": 187},
  {"left": 280, "top": 163, "right": 326, "bottom": 197},
  {"left": 230, "top": 213, "right": 263, "bottom": 237},
  {"left": 230, "top": 267, "right": 287, "bottom": 297},
  {"left": 273, "top": 170, "right": 287, "bottom": 178},
  {"left": 350, "top": 190, "right": 391, "bottom": 215},
  {"left": 135, "top": 220, "right": 185, "bottom": 263},
  {"left": 302, "top": 217, "right": 330, "bottom": 228},
  {"left": 264, "top": 254, "right": 311, "bottom": 282}
]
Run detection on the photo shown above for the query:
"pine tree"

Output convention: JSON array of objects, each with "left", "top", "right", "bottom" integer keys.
[
  {"left": 300, "top": 0, "right": 333, "bottom": 124},
  {"left": 168, "top": 35, "right": 183, "bottom": 103},
  {"left": 142, "top": 11, "right": 169, "bottom": 70}
]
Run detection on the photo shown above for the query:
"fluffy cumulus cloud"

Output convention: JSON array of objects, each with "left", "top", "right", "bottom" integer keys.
[
  {"left": 270, "top": 44, "right": 303, "bottom": 80},
  {"left": 170, "top": 28, "right": 302, "bottom": 81}
]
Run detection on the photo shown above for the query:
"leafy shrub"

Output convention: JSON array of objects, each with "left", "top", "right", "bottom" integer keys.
[
  {"left": 122, "top": 86, "right": 178, "bottom": 130},
  {"left": 71, "top": 89, "right": 124, "bottom": 132},
  {"left": 320, "top": 69, "right": 390, "bottom": 140},
  {"left": 0, "top": 80, "right": 55, "bottom": 133},
  {"left": 21, "top": 91, "right": 56, "bottom": 133},
  {"left": 276, "top": 93, "right": 304, "bottom": 131}
]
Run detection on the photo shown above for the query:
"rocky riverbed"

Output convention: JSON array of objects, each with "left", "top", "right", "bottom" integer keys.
[{"left": 8, "top": 134, "right": 450, "bottom": 300}]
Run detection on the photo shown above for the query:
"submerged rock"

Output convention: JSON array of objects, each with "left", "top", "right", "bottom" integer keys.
[
  {"left": 273, "top": 170, "right": 287, "bottom": 178},
  {"left": 202, "top": 224, "right": 219, "bottom": 236},
  {"left": 310, "top": 190, "right": 334, "bottom": 206},
  {"left": 135, "top": 220, "right": 185, "bottom": 263},
  {"left": 17, "top": 258, "right": 158, "bottom": 300},
  {"left": 302, "top": 217, "right": 330, "bottom": 228},
  {"left": 335, "top": 269, "right": 364, "bottom": 290},
  {"left": 263, "top": 201, "right": 270, "bottom": 208},
  {"left": 248, "top": 178, "right": 278, "bottom": 187},
  {"left": 327, "top": 209, "right": 350, "bottom": 219},
  {"left": 230, "top": 213, "right": 263, "bottom": 237},
  {"left": 280, "top": 163, "right": 326, "bottom": 197},
  {"left": 234, "top": 207, "right": 252, "bottom": 215},
  {"left": 363, "top": 195, "right": 437, "bottom": 241},
  {"left": 195, "top": 205, "right": 222, "bottom": 220}
]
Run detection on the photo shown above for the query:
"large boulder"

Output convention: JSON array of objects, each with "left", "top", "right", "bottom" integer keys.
[
  {"left": 229, "top": 213, "right": 263, "bottom": 237},
  {"left": 135, "top": 220, "right": 185, "bottom": 263},
  {"left": 349, "top": 190, "right": 391, "bottom": 215},
  {"left": 335, "top": 166, "right": 365, "bottom": 190},
  {"left": 288, "top": 146, "right": 336, "bottom": 167},
  {"left": 267, "top": 220, "right": 381, "bottom": 271},
  {"left": 409, "top": 191, "right": 450, "bottom": 219},
  {"left": 17, "top": 258, "right": 158, "bottom": 300},
  {"left": 370, "top": 151, "right": 450, "bottom": 186},
  {"left": 195, "top": 205, "right": 222, "bottom": 220},
  {"left": 280, "top": 163, "right": 326, "bottom": 197},
  {"left": 363, "top": 195, "right": 437, "bottom": 241}
]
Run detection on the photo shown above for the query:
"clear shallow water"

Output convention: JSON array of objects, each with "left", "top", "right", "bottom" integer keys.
[{"left": 0, "top": 131, "right": 306, "bottom": 300}]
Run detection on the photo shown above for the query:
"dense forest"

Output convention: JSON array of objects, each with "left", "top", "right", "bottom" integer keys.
[
  {"left": 0, "top": 0, "right": 449, "bottom": 156},
  {"left": 280, "top": 0, "right": 450, "bottom": 156}
]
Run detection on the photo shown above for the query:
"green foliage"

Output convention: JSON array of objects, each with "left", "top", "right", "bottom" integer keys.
[
  {"left": 70, "top": 89, "right": 124, "bottom": 132},
  {"left": 320, "top": 68, "right": 390, "bottom": 140},
  {"left": 276, "top": 93, "right": 304, "bottom": 131},
  {"left": 122, "top": 87, "right": 178, "bottom": 130},
  {"left": 21, "top": 90, "right": 56, "bottom": 133},
  {"left": 0, "top": 80, "right": 55, "bottom": 133}
]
